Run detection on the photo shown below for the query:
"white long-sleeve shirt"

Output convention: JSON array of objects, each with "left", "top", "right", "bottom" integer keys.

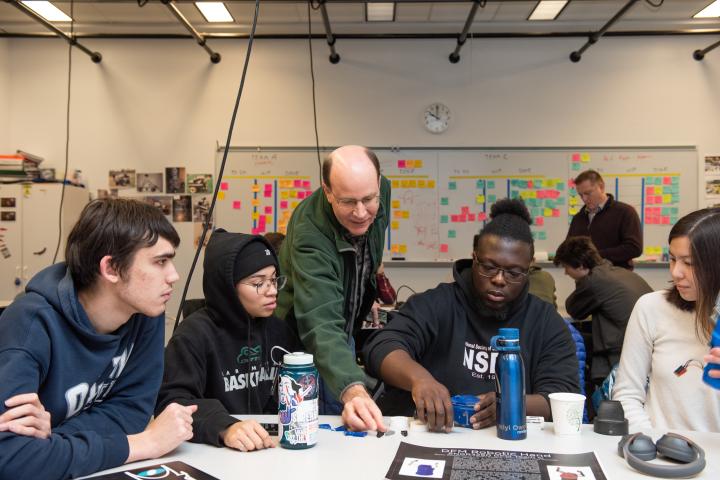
[{"left": 613, "top": 290, "right": 720, "bottom": 432}]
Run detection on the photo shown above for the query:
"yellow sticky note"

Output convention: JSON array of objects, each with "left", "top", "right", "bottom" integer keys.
[
  {"left": 662, "top": 194, "right": 671, "bottom": 204},
  {"left": 581, "top": 153, "right": 590, "bottom": 163},
  {"left": 252, "top": 212, "right": 259, "bottom": 220},
  {"left": 265, "top": 215, "right": 272, "bottom": 224},
  {"left": 251, "top": 184, "right": 260, "bottom": 193},
  {"left": 428, "top": 180, "right": 435, "bottom": 189},
  {"left": 391, "top": 220, "right": 399, "bottom": 230},
  {"left": 476, "top": 194, "right": 485, "bottom": 204},
  {"left": 402, "top": 211, "right": 410, "bottom": 219},
  {"left": 415, "top": 160, "right": 423, "bottom": 168},
  {"left": 418, "top": 180, "right": 426, "bottom": 188},
  {"left": 289, "top": 190, "right": 297, "bottom": 198},
  {"left": 392, "top": 180, "right": 399, "bottom": 189},
  {"left": 251, "top": 199, "right": 260, "bottom": 207},
  {"left": 291, "top": 201, "right": 299, "bottom": 209},
  {"left": 654, "top": 186, "right": 662, "bottom": 195},
  {"left": 544, "top": 208, "right": 553, "bottom": 217},
  {"left": 218, "top": 191, "right": 225, "bottom": 200},
  {"left": 569, "top": 197, "right": 578, "bottom": 206},
  {"left": 392, "top": 200, "right": 401, "bottom": 209},
  {"left": 401, "top": 180, "right": 410, "bottom": 189},
  {"left": 281, "top": 191, "right": 289, "bottom": 199},
  {"left": 409, "top": 180, "right": 417, "bottom": 188},
  {"left": 569, "top": 207, "right": 579, "bottom": 215},
  {"left": 394, "top": 210, "right": 403, "bottom": 218},
  {"left": 399, "top": 244, "right": 407, "bottom": 254}
]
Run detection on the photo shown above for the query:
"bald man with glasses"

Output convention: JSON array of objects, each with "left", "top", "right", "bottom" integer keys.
[{"left": 277, "top": 145, "right": 391, "bottom": 433}]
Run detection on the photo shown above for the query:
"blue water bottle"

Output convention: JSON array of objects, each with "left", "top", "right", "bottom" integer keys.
[
  {"left": 702, "top": 295, "right": 720, "bottom": 389},
  {"left": 278, "top": 352, "right": 319, "bottom": 449},
  {"left": 491, "top": 328, "right": 527, "bottom": 440}
]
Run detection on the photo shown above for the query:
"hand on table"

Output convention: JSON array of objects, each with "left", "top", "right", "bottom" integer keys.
[
  {"left": 126, "top": 403, "right": 196, "bottom": 463},
  {"left": 411, "top": 377, "right": 453, "bottom": 432},
  {"left": 470, "top": 392, "right": 496, "bottom": 429},
  {"left": 341, "top": 384, "right": 387, "bottom": 432},
  {"left": 0, "top": 393, "right": 51, "bottom": 439},
  {"left": 222, "top": 419, "right": 275, "bottom": 451}
]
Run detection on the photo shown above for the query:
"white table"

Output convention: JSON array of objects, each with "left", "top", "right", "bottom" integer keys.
[{"left": 88, "top": 416, "right": 720, "bottom": 479}]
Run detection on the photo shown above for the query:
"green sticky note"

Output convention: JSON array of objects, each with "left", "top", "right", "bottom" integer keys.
[
  {"left": 672, "top": 194, "right": 679, "bottom": 203},
  {"left": 662, "top": 207, "right": 670, "bottom": 216},
  {"left": 572, "top": 163, "right": 581, "bottom": 171},
  {"left": 557, "top": 183, "right": 565, "bottom": 191},
  {"left": 511, "top": 190, "right": 520, "bottom": 199},
  {"left": 671, "top": 207, "right": 679, "bottom": 214},
  {"left": 655, "top": 177, "right": 663, "bottom": 185},
  {"left": 488, "top": 194, "right": 497, "bottom": 202},
  {"left": 663, "top": 186, "right": 672, "bottom": 194},
  {"left": 672, "top": 177, "right": 679, "bottom": 184},
  {"left": 476, "top": 180, "right": 485, "bottom": 189},
  {"left": 441, "top": 197, "right": 449, "bottom": 206},
  {"left": 645, "top": 177, "right": 654, "bottom": 184},
  {"left": 556, "top": 197, "right": 565, "bottom": 206},
  {"left": 670, "top": 215, "right": 678, "bottom": 224},
  {"left": 487, "top": 181, "right": 496, "bottom": 189},
  {"left": 448, "top": 182, "right": 457, "bottom": 190},
  {"left": 440, "top": 215, "right": 448, "bottom": 224},
  {"left": 538, "top": 231, "right": 547, "bottom": 240},
  {"left": 671, "top": 185, "right": 679, "bottom": 194},
  {"left": 448, "top": 230, "right": 456, "bottom": 238},
  {"left": 531, "top": 231, "right": 538, "bottom": 240}
]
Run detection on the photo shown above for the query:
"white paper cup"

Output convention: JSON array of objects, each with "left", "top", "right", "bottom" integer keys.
[{"left": 549, "top": 392, "right": 585, "bottom": 435}]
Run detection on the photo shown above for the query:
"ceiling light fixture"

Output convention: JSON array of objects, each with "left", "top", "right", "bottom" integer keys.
[
  {"left": 366, "top": 2, "right": 396, "bottom": 22},
  {"left": 21, "top": 1, "right": 72, "bottom": 22},
  {"left": 528, "top": 1, "right": 569, "bottom": 21},
  {"left": 195, "top": 2, "right": 234, "bottom": 23},
  {"left": 694, "top": 1, "right": 720, "bottom": 18}
]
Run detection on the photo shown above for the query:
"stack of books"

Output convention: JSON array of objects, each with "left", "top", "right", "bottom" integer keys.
[{"left": 0, "top": 151, "right": 44, "bottom": 181}]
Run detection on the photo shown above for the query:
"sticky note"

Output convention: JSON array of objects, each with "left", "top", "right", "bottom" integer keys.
[
  {"left": 258, "top": 215, "right": 266, "bottom": 227},
  {"left": 478, "top": 212, "right": 487, "bottom": 221},
  {"left": 544, "top": 208, "right": 552, "bottom": 217},
  {"left": 451, "top": 215, "right": 459, "bottom": 223},
  {"left": 221, "top": 182, "right": 229, "bottom": 191},
  {"left": 449, "top": 182, "right": 457, "bottom": 190},
  {"left": 218, "top": 191, "right": 225, "bottom": 200},
  {"left": 391, "top": 244, "right": 400, "bottom": 253},
  {"left": 488, "top": 195, "right": 496, "bottom": 203},
  {"left": 418, "top": 180, "right": 426, "bottom": 188},
  {"left": 476, "top": 180, "right": 485, "bottom": 189},
  {"left": 251, "top": 184, "right": 260, "bottom": 193},
  {"left": 581, "top": 153, "right": 590, "bottom": 163},
  {"left": 572, "top": 163, "right": 581, "bottom": 171},
  {"left": 662, "top": 194, "right": 671, "bottom": 204},
  {"left": 402, "top": 211, "right": 410, "bottom": 219},
  {"left": 265, "top": 206, "right": 272, "bottom": 214},
  {"left": 440, "top": 215, "right": 449, "bottom": 224},
  {"left": 391, "top": 221, "right": 399, "bottom": 230},
  {"left": 448, "top": 230, "right": 456, "bottom": 238},
  {"left": 468, "top": 214, "right": 476, "bottom": 221},
  {"left": 394, "top": 210, "right": 403, "bottom": 218},
  {"left": 399, "top": 245, "right": 407, "bottom": 254},
  {"left": 538, "top": 231, "right": 547, "bottom": 240},
  {"left": 663, "top": 176, "right": 671, "bottom": 185},
  {"left": 392, "top": 180, "right": 399, "bottom": 189},
  {"left": 232, "top": 200, "right": 241, "bottom": 209},
  {"left": 552, "top": 209, "right": 560, "bottom": 217},
  {"left": 476, "top": 195, "right": 486, "bottom": 204},
  {"left": 569, "top": 207, "right": 578, "bottom": 215},
  {"left": 392, "top": 199, "right": 401, "bottom": 209},
  {"left": 251, "top": 199, "right": 260, "bottom": 207},
  {"left": 264, "top": 191, "right": 272, "bottom": 198},
  {"left": 487, "top": 181, "right": 495, "bottom": 189},
  {"left": 398, "top": 160, "right": 406, "bottom": 168},
  {"left": 302, "top": 180, "right": 311, "bottom": 189},
  {"left": 572, "top": 153, "right": 581, "bottom": 162},
  {"left": 428, "top": 180, "right": 436, "bottom": 189},
  {"left": 281, "top": 191, "right": 289, "bottom": 199},
  {"left": 415, "top": 160, "right": 423, "bottom": 168},
  {"left": 252, "top": 212, "right": 259, "bottom": 220},
  {"left": 441, "top": 197, "right": 449, "bottom": 206},
  {"left": 535, "top": 217, "right": 544, "bottom": 226},
  {"left": 251, "top": 227, "right": 259, "bottom": 235},
  {"left": 264, "top": 183, "right": 272, "bottom": 191},
  {"left": 280, "top": 200, "right": 288, "bottom": 209},
  {"left": 291, "top": 201, "right": 299, "bottom": 208},
  {"left": 461, "top": 206, "right": 470, "bottom": 214},
  {"left": 439, "top": 244, "right": 448, "bottom": 253},
  {"left": 409, "top": 180, "right": 417, "bottom": 188}
]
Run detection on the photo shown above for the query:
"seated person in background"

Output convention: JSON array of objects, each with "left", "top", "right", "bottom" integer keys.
[
  {"left": 263, "top": 231, "right": 285, "bottom": 254},
  {"left": 473, "top": 234, "right": 556, "bottom": 308},
  {"left": 0, "top": 199, "right": 195, "bottom": 479},
  {"left": 554, "top": 236, "right": 652, "bottom": 385},
  {"left": 363, "top": 199, "right": 579, "bottom": 431},
  {"left": 157, "top": 230, "right": 300, "bottom": 452},
  {"left": 613, "top": 208, "right": 720, "bottom": 432}
]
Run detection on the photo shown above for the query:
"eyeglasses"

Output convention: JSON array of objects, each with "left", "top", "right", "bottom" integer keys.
[
  {"left": 473, "top": 255, "right": 528, "bottom": 284},
  {"left": 330, "top": 191, "right": 380, "bottom": 212},
  {"left": 239, "top": 275, "right": 287, "bottom": 295}
]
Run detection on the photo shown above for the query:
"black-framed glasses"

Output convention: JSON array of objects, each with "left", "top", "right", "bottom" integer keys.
[
  {"left": 239, "top": 275, "right": 287, "bottom": 295},
  {"left": 473, "top": 254, "right": 528, "bottom": 284}
]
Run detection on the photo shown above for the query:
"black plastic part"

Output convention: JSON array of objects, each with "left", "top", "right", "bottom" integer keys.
[
  {"left": 449, "top": 53, "right": 460, "bottom": 63},
  {"left": 569, "top": 51, "right": 582, "bottom": 63},
  {"left": 211, "top": 52, "right": 222, "bottom": 64},
  {"left": 594, "top": 400, "right": 629, "bottom": 436},
  {"left": 329, "top": 53, "right": 340, "bottom": 64},
  {"left": 694, "top": 50, "right": 705, "bottom": 61},
  {"left": 91, "top": 52, "right": 102, "bottom": 63}
]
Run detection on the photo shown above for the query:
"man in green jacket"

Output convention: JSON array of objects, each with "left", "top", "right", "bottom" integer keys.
[{"left": 277, "top": 145, "right": 389, "bottom": 432}]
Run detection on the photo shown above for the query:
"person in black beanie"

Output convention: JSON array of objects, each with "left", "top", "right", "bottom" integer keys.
[{"left": 156, "top": 229, "right": 300, "bottom": 452}]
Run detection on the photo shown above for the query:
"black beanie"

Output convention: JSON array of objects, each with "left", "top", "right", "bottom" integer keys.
[{"left": 233, "top": 239, "right": 278, "bottom": 285}]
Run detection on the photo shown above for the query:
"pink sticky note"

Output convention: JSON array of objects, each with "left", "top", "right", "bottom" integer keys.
[
  {"left": 251, "top": 227, "right": 259, "bottom": 235},
  {"left": 459, "top": 215, "right": 467, "bottom": 223},
  {"left": 663, "top": 177, "right": 672, "bottom": 185},
  {"left": 478, "top": 212, "right": 487, "bottom": 221},
  {"left": 552, "top": 209, "right": 560, "bottom": 217},
  {"left": 280, "top": 200, "right": 288, "bottom": 209},
  {"left": 221, "top": 182, "right": 229, "bottom": 191},
  {"left": 398, "top": 160, "right": 406, "bottom": 168},
  {"left": 468, "top": 214, "right": 476, "bottom": 221},
  {"left": 258, "top": 215, "right": 266, "bottom": 227},
  {"left": 549, "top": 190, "right": 560, "bottom": 199},
  {"left": 568, "top": 179, "right": 576, "bottom": 188},
  {"left": 535, "top": 217, "right": 544, "bottom": 226},
  {"left": 264, "top": 183, "right": 272, "bottom": 191},
  {"left": 263, "top": 191, "right": 272, "bottom": 198},
  {"left": 647, "top": 196, "right": 655, "bottom": 204},
  {"left": 653, "top": 207, "right": 662, "bottom": 215},
  {"left": 451, "top": 215, "right": 459, "bottom": 223},
  {"left": 265, "top": 206, "right": 272, "bottom": 214},
  {"left": 232, "top": 200, "right": 241, "bottom": 209},
  {"left": 645, "top": 187, "right": 654, "bottom": 196},
  {"left": 572, "top": 153, "right": 581, "bottom": 162},
  {"left": 662, "top": 216, "right": 670, "bottom": 225},
  {"left": 298, "top": 191, "right": 306, "bottom": 199},
  {"left": 302, "top": 181, "right": 311, "bottom": 189},
  {"left": 527, "top": 180, "right": 534, "bottom": 188},
  {"left": 653, "top": 196, "right": 661, "bottom": 204},
  {"left": 461, "top": 206, "right": 470, "bottom": 214},
  {"left": 294, "top": 179, "right": 302, "bottom": 188},
  {"left": 537, "top": 190, "right": 547, "bottom": 199},
  {"left": 439, "top": 244, "right": 449, "bottom": 253}
]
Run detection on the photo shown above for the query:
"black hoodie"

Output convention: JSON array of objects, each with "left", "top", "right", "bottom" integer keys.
[
  {"left": 156, "top": 230, "right": 300, "bottom": 447},
  {"left": 363, "top": 259, "right": 580, "bottom": 416}
]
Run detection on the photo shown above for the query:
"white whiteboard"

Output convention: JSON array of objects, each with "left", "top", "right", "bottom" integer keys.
[{"left": 214, "top": 147, "right": 698, "bottom": 263}]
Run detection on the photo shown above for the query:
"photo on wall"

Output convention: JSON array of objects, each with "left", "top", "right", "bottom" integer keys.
[
  {"left": 172, "top": 195, "right": 192, "bottom": 222},
  {"left": 706, "top": 178, "right": 720, "bottom": 198},
  {"left": 705, "top": 156, "right": 720, "bottom": 174},
  {"left": 1, "top": 197, "right": 16, "bottom": 208},
  {"left": 137, "top": 172, "right": 163, "bottom": 193},
  {"left": 108, "top": 169, "right": 136, "bottom": 189},
  {"left": 166, "top": 167, "right": 186, "bottom": 194},
  {"left": 145, "top": 196, "right": 172, "bottom": 216},
  {"left": 187, "top": 173, "right": 213, "bottom": 194},
  {"left": 192, "top": 196, "right": 211, "bottom": 223}
]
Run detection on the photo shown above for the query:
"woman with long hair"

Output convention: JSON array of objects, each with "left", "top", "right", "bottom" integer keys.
[{"left": 613, "top": 208, "right": 720, "bottom": 432}]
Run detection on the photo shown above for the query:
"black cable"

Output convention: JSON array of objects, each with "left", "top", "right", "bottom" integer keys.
[
  {"left": 644, "top": 0, "right": 663, "bottom": 7},
  {"left": 52, "top": 0, "right": 73, "bottom": 264},
  {"left": 173, "top": 0, "right": 261, "bottom": 333},
  {"left": 308, "top": 0, "right": 322, "bottom": 184},
  {"left": 394, "top": 284, "right": 417, "bottom": 304}
]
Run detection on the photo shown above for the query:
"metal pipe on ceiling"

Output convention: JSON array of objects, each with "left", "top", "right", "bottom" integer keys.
[
  {"left": 569, "top": 0, "right": 641, "bottom": 63},
  {"left": 693, "top": 38, "right": 720, "bottom": 61},
  {"left": 449, "top": 0, "right": 484, "bottom": 64},
  {"left": 5, "top": 0, "right": 102, "bottom": 63},
  {"left": 161, "top": 0, "right": 222, "bottom": 63},
  {"left": 318, "top": 0, "right": 341, "bottom": 64}
]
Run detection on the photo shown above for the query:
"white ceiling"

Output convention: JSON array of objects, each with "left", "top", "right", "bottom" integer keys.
[{"left": 1, "top": 1, "right": 719, "bottom": 37}]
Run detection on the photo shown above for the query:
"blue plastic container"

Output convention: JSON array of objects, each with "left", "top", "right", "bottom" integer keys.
[
  {"left": 451, "top": 394, "right": 478, "bottom": 428},
  {"left": 491, "top": 328, "right": 527, "bottom": 440},
  {"left": 702, "top": 296, "right": 720, "bottom": 389}
]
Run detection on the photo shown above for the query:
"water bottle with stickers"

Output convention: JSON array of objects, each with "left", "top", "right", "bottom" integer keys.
[
  {"left": 491, "top": 328, "right": 527, "bottom": 440},
  {"left": 278, "top": 352, "right": 319, "bottom": 449}
]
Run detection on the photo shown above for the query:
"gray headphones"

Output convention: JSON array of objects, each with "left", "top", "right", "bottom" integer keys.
[{"left": 618, "top": 432, "right": 706, "bottom": 478}]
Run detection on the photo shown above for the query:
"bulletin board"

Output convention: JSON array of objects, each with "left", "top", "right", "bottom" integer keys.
[{"left": 214, "top": 146, "right": 698, "bottom": 263}]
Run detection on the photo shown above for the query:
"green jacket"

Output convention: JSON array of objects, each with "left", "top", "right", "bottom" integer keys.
[{"left": 277, "top": 177, "right": 391, "bottom": 398}]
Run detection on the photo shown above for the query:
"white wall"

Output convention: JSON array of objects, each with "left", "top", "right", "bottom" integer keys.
[
  {"left": 0, "top": 39, "right": 9, "bottom": 151},
  {"left": 5, "top": 35, "right": 720, "bottom": 317}
]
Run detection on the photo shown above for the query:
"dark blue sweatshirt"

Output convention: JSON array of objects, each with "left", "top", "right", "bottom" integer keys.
[{"left": 0, "top": 263, "right": 164, "bottom": 479}]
